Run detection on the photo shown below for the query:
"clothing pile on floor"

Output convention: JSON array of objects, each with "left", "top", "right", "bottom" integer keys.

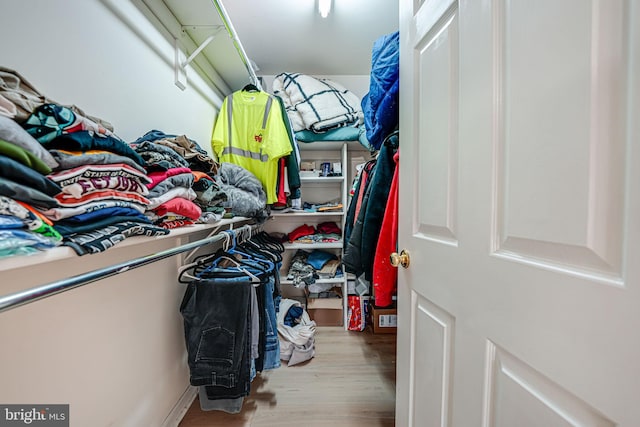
[{"left": 277, "top": 298, "right": 316, "bottom": 366}]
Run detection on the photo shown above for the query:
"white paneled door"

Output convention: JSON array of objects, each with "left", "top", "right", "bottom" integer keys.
[{"left": 396, "top": 0, "right": 640, "bottom": 426}]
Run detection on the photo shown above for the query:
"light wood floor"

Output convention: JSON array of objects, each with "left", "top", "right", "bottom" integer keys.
[{"left": 179, "top": 326, "right": 397, "bottom": 427}]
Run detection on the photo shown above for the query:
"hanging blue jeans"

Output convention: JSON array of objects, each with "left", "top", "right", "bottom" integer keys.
[{"left": 263, "top": 276, "right": 281, "bottom": 370}]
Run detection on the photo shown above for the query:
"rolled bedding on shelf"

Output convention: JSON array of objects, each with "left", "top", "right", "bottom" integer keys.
[{"left": 273, "top": 72, "right": 364, "bottom": 134}]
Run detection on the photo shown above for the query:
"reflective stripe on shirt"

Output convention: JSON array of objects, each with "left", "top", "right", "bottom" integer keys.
[{"left": 221, "top": 146, "right": 269, "bottom": 162}]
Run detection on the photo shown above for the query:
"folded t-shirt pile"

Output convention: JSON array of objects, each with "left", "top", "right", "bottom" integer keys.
[
  {"left": 35, "top": 128, "right": 170, "bottom": 255},
  {"left": 0, "top": 67, "right": 170, "bottom": 256},
  {"left": 286, "top": 221, "right": 341, "bottom": 244},
  {"left": 0, "top": 86, "right": 68, "bottom": 257},
  {"left": 131, "top": 130, "right": 230, "bottom": 227},
  {"left": 0, "top": 195, "right": 60, "bottom": 257}
]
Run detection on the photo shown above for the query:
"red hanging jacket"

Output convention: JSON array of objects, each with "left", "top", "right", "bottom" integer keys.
[{"left": 372, "top": 150, "right": 399, "bottom": 307}]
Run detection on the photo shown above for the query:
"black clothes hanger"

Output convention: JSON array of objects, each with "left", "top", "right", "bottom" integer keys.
[
  {"left": 241, "top": 234, "right": 283, "bottom": 260},
  {"left": 242, "top": 83, "right": 259, "bottom": 92},
  {"left": 219, "top": 230, "right": 275, "bottom": 274},
  {"left": 252, "top": 231, "right": 285, "bottom": 253},
  {"left": 240, "top": 241, "right": 282, "bottom": 265}
]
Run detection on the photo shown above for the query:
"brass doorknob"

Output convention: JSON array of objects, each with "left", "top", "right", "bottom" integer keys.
[{"left": 390, "top": 249, "right": 410, "bottom": 268}]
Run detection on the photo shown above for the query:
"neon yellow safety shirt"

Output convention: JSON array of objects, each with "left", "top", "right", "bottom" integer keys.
[{"left": 211, "top": 90, "right": 292, "bottom": 204}]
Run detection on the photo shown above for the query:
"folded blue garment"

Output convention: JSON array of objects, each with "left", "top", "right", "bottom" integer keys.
[{"left": 307, "top": 249, "right": 338, "bottom": 270}]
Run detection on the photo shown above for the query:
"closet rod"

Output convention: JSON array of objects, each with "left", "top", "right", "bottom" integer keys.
[
  {"left": 210, "top": 0, "right": 261, "bottom": 90},
  {"left": 0, "top": 225, "right": 255, "bottom": 314}
]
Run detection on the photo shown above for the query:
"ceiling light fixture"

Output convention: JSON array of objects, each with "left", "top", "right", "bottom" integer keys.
[{"left": 318, "top": 0, "right": 332, "bottom": 18}]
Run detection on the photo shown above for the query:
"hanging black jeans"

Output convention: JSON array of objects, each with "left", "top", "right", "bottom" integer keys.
[{"left": 180, "top": 271, "right": 252, "bottom": 389}]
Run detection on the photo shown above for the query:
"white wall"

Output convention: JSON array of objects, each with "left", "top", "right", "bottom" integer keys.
[
  {"left": 0, "top": 0, "right": 230, "bottom": 425},
  {"left": 0, "top": 0, "right": 223, "bottom": 155}
]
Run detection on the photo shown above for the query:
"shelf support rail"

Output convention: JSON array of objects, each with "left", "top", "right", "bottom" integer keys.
[
  {"left": 0, "top": 222, "right": 259, "bottom": 314},
  {"left": 174, "top": 25, "right": 224, "bottom": 90},
  {"left": 182, "top": 34, "right": 215, "bottom": 67},
  {"left": 210, "top": 0, "right": 261, "bottom": 90},
  {"left": 174, "top": 1, "right": 260, "bottom": 91}
]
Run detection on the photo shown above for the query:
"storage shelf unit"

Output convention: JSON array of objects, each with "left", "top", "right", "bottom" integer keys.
[
  {"left": 266, "top": 140, "right": 371, "bottom": 329},
  {"left": 267, "top": 141, "right": 350, "bottom": 328}
]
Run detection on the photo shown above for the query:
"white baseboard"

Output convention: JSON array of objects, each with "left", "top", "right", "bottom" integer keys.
[{"left": 161, "top": 386, "right": 198, "bottom": 427}]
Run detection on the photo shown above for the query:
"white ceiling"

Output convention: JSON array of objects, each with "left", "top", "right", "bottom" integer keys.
[
  {"left": 222, "top": 0, "right": 399, "bottom": 76},
  {"left": 146, "top": 0, "right": 398, "bottom": 92}
]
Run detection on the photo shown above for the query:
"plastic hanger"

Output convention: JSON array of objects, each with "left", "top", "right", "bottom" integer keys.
[
  {"left": 224, "top": 230, "right": 274, "bottom": 274},
  {"left": 212, "top": 230, "right": 270, "bottom": 282},
  {"left": 178, "top": 230, "right": 262, "bottom": 284},
  {"left": 252, "top": 231, "right": 285, "bottom": 252},
  {"left": 238, "top": 227, "right": 280, "bottom": 260},
  {"left": 242, "top": 83, "right": 259, "bottom": 92},
  {"left": 178, "top": 251, "right": 262, "bottom": 284},
  {"left": 242, "top": 238, "right": 282, "bottom": 263}
]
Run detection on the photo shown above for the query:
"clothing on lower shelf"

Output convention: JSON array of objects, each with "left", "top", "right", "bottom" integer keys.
[
  {"left": 285, "top": 248, "right": 342, "bottom": 289},
  {"left": 302, "top": 200, "right": 343, "bottom": 213},
  {"left": 286, "top": 249, "right": 318, "bottom": 287},
  {"left": 286, "top": 222, "right": 342, "bottom": 244}
]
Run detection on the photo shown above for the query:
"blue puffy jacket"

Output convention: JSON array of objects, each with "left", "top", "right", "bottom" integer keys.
[{"left": 361, "top": 31, "right": 399, "bottom": 151}]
